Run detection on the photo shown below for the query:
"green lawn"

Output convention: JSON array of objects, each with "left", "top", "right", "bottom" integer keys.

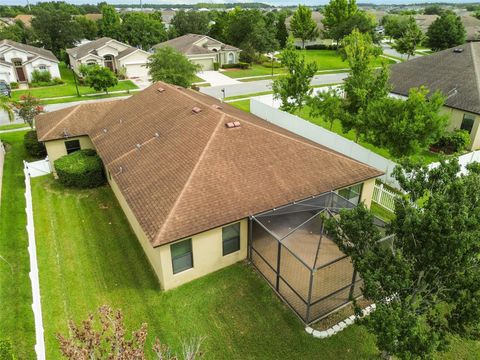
[
  {"left": 0, "top": 123, "right": 29, "bottom": 131},
  {"left": 296, "top": 106, "right": 442, "bottom": 165},
  {"left": 371, "top": 203, "right": 395, "bottom": 222},
  {"left": 0, "top": 131, "right": 36, "bottom": 359},
  {"left": 223, "top": 50, "right": 394, "bottom": 79},
  {"left": 228, "top": 99, "right": 250, "bottom": 112},
  {"left": 11, "top": 63, "right": 138, "bottom": 101}
]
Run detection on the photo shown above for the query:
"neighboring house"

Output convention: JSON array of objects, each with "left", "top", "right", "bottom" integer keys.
[
  {"left": 35, "top": 82, "right": 381, "bottom": 291},
  {"left": 67, "top": 37, "right": 150, "bottom": 79},
  {"left": 389, "top": 42, "right": 480, "bottom": 150},
  {"left": 152, "top": 34, "right": 241, "bottom": 70},
  {"left": 0, "top": 39, "right": 60, "bottom": 84},
  {"left": 0, "top": 17, "right": 16, "bottom": 28},
  {"left": 412, "top": 14, "right": 480, "bottom": 42}
]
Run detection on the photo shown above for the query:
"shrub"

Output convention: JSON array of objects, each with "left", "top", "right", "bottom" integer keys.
[
  {"left": 0, "top": 339, "right": 14, "bottom": 360},
  {"left": 10, "top": 82, "right": 18, "bottom": 89},
  {"left": 31, "top": 69, "right": 51, "bottom": 83},
  {"left": 54, "top": 149, "right": 106, "bottom": 188},
  {"left": 298, "top": 44, "right": 338, "bottom": 50},
  {"left": 432, "top": 129, "right": 470, "bottom": 154},
  {"left": 213, "top": 62, "right": 220, "bottom": 71},
  {"left": 24, "top": 130, "right": 47, "bottom": 158},
  {"left": 53, "top": 77, "right": 64, "bottom": 85},
  {"left": 221, "top": 62, "right": 250, "bottom": 70}
]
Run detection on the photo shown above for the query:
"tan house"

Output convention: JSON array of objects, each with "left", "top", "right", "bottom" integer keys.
[
  {"left": 67, "top": 37, "right": 150, "bottom": 79},
  {"left": 35, "top": 83, "right": 381, "bottom": 292},
  {"left": 390, "top": 42, "right": 480, "bottom": 150},
  {"left": 152, "top": 34, "right": 241, "bottom": 70}
]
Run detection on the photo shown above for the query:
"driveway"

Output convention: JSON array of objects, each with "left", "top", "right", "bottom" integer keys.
[
  {"left": 381, "top": 43, "right": 421, "bottom": 60},
  {"left": 200, "top": 72, "right": 348, "bottom": 99},
  {"left": 196, "top": 71, "right": 240, "bottom": 86}
]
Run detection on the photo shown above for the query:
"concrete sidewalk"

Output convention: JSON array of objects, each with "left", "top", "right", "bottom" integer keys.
[{"left": 196, "top": 71, "right": 240, "bottom": 86}]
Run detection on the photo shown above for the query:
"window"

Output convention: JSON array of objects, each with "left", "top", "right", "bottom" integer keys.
[
  {"left": 228, "top": 52, "right": 235, "bottom": 64},
  {"left": 65, "top": 139, "right": 81, "bottom": 154},
  {"left": 222, "top": 223, "right": 240, "bottom": 256},
  {"left": 338, "top": 183, "right": 363, "bottom": 205},
  {"left": 38, "top": 64, "right": 47, "bottom": 70},
  {"left": 461, "top": 114, "right": 475, "bottom": 134},
  {"left": 171, "top": 239, "right": 193, "bottom": 274}
]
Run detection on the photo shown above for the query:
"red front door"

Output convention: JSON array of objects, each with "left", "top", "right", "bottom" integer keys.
[{"left": 13, "top": 59, "right": 26, "bottom": 82}]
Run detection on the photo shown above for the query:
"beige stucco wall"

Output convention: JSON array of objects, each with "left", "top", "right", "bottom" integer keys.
[
  {"left": 360, "top": 178, "right": 376, "bottom": 208},
  {"left": 44, "top": 136, "right": 93, "bottom": 169},
  {"left": 158, "top": 219, "right": 249, "bottom": 290},
  {"left": 442, "top": 106, "right": 480, "bottom": 150}
]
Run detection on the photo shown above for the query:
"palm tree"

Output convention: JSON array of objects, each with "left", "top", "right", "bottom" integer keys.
[{"left": 0, "top": 95, "right": 14, "bottom": 123}]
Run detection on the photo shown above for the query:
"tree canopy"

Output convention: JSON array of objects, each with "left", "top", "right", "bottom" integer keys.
[
  {"left": 119, "top": 12, "right": 167, "bottom": 50},
  {"left": 99, "top": 4, "right": 121, "bottom": 39},
  {"left": 393, "top": 17, "right": 424, "bottom": 59},
  {"left": 327, "top": 158, "right": 480, "bottom": 359},
  {"left": 322, "top": 0, "right": 358, "bottom": 44},
  {"left": 147, "top": 46, "right": 200, "bottom": 88},
  {"left": 83, "top": 65, "right": 118, "bottom": 93},
  {"left": 171, "top": 10, "right": 210, "bottom": 37},
  {"left": 427, "top": 11, "right": 466, "bottom": 51},
  {"left": 289, "top": 5, "right": 318, "bottom": 49},
  {"left": 272, "top": 40, "right": 317, "bottom": 112}
]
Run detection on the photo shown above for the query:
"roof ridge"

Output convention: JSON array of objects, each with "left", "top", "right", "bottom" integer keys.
[
  {"left": 40, "top": 105, "right": 82, "bottom": 140},
  {"left": 152, "top": 113, "right": 226, "bottom": 246},
  {"left": 469, "top": 42, "right": 480, "bottom": 106}
]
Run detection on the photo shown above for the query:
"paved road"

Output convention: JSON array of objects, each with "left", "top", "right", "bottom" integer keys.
[
  {"left": 381, "top": 43, "right": 421, "bottom": 60},
  {"left": 200, "top": 72, "right": 348, "bottom": 99}
]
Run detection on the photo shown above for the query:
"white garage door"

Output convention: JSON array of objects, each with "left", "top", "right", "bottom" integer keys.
[
  {"left": 125, "top": 64, "right": 149, "bottom": 78},
  {"left": 193, "top": 58, "right": 214, "bottom": 71}
]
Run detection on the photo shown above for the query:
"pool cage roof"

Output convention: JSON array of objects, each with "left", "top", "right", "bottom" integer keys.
[{"left": 249, "top": 191, "right": 387, "bottom": 324}]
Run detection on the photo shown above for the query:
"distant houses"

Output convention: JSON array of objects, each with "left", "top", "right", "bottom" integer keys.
[{"left": 0, "top": 39, "right": 60, "bottom": 84}]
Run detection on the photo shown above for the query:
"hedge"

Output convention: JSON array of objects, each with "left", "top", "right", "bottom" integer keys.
[
  {"left": 221, "top": 62, "right": 250, "bottom": 69},
  {"left": 24, "top": 130, "right": 47, "bottom": 158},
  {"left": 54, "top": 149, "right": 106, "bottom": 188}
]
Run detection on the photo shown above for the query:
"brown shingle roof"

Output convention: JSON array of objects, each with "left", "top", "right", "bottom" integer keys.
[
  {"left": 36, "top": 83, "right": 382, "bottom": 247},
  {"left": 390, "top": 42, "right": 480, "bottom": 115},
  {"left": 152, "top": 34, "right": 239, "bottom": 55}
]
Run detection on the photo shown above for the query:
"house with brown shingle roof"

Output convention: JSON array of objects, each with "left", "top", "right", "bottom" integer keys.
[
  {"left": 67, "top": 37, "right": 150, "bottom": 79},
  {"left": 390, "top": 42, "right": 480, "bottom": 150},
  {"left": 152, "top": 34, "right": 240, "bottom": 70},
  {"left": 0, "top": 39, "right": 60, "bottom": 84},
  {"left": 35, "top": 83, "right": 381, "bottom": 290}
]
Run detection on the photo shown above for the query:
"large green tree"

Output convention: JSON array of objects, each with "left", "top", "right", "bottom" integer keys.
[
  {"left": 382, "top": 15, "right": 412, "bottom": 40},
  {"left": 83, "top": 65, "right": 118, "bottom": 93},
  {"left": 427, "top": 11, "right": 466, "bottom": 51},
  {"left": 99, "top": 4, "right": 121, "bottom": 39},
  {"left": 147, "top": 46, "right": 200, "bottom": 88},
  {"left": 74, "top": 15, "right": 98, "bottom": 40},
  {"left": 289, "top": 5, "right": 318, "bottom": 49},
  {"left": 170, "top": 10, "right": 210, "bottom": 37},
  {"left": 366, "top": 87, "right": 448, "bottom": 157},
  {"left": 119, "top": 12, "right": 167, "bottom": 50},
  {"left": 31, "top": 7, "right": 83, "bottom": 57},
  {"left": 393, "top": 17, "right": 424, "bottom": 59},
  {"left": 272, "top": 41, "right": 317, "bottom": 112},
  {"left": 276, "top": 13, "right": 289, "bottom": 49},
  {"left": 327, "top": 158, "right": 480, "bottom": 359},
  {"left": 322, "top": 0, "right": 358, "bottom": 45}
]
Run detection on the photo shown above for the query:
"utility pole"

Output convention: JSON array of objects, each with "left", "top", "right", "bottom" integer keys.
[
  {"left": 26, "top": 0, "right": 31, "bottom": 12},
  {"left": 71, "top": 67, "right": 80, "bottom": 97},
  {"left": 140, "top": 0, "right": 143, "bottom": 10}
]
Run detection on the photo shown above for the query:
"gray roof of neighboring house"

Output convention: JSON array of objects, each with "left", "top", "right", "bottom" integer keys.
[
  {"left": 0, "top": 39, "right": 58, "bottom": 62},
  {"left": 389, "top": 42, "right": 480, "bottom": 115},
  {"left": 152, "top": 34, "right": 239, "bottom": 55},
  {"left": 66, "top": 37, "right": 113, "bottom": 59}
]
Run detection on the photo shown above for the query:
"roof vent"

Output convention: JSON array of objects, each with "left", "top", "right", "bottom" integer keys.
[
  {"left": 103, "top": 128, "right": 108, "bottom": 133},
  {"left": 154, "top": 132, "right": 160, "bottom": 138},
  {"left": 225, "top": 121, "right": 241, "bottom": 128},
  {"left": 453, "top": 48, "right": 464, "bottom": 53},
  {"left": 136, "top": 143, "right": 141, "bottom": 149},
  {"left": 157, "top": 87, "right": 165, "bottom": 93},
  {"left": 192, "top": 107, "right": 202, "bottom": 114},
  {"left": 212, "top": 104, "right": 222, "bottom": 110},
  {"left": 62, "top": 128, "right": 69, "bottom": 138}
]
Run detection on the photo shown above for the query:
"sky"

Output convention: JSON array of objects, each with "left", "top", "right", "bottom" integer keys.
[{"left": 2, "top": 0, "right": 480, "bottom": 5}]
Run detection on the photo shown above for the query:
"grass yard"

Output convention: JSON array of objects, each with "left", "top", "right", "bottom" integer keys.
[
  {"left": 30, "top": 174, "right": 480, "bottom": 360},
  {"left": 228, "top": 99, "right": 250, "bottom": 112},
  {"left": 0, "top": 123, "right": 29, "bottom": 131},
  {"left": 222, "top": 63, "right": 286, "bottom": 79},
  {"left": 296, "top": 106, "right": 442, "bottom": 165},
  {"left": 0, "top": 131, "right": 35, "bottom": 359},
  {"left": 11, "top": 63, "right": 138, "bottom": 101}
]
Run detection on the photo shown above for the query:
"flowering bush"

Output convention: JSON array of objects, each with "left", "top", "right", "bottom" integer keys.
[{"left": 16, "top": 93, "right": 43, "bottom": 128}]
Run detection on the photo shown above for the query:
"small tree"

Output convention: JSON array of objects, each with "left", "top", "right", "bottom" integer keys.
[
  {"left": 276, "top": 13, "right": 289, "bottom": 49},
  {"left": 83, "top": 65, "right": 118, "bottom": 94},
  {"left": 290, "top": 5, "right": 319, "bottom": 49},
  {"left": 15, "top": 94, "right": 43, "bottom": 128},
  {"left": 57, "top": 305, "right": 203, "bottom": 360},
  {"left": 272, "top": 40, "right": 317, "bottom": 112},
  {"left": 0, "top": 96, "right": 14, "bottom": 123},
  {"left": 393, "top": 17, "right": 424, "bottom": 59},
  {"left": 147, "top": 46, "right": 200, "bottom": 88},
  {"left": 427, "top": 11, "right": 466, "bottom": 51},
  {"left": 307, "top": 87, "right": 344, "bottom": 130},
  {"left": 326, "top": 159, "right": 480, "bottom": 359}
]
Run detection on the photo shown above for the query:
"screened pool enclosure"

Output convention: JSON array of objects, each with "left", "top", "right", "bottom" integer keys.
[{"left": 249, "top": 191, "right": 387, "bottom": 324}]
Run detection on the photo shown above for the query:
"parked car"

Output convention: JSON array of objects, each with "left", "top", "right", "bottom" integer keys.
[{"left": 0, "top": 81, "right": 11, "bottom": 97}]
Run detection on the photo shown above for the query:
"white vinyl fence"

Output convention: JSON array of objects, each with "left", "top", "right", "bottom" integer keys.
[
  {"left": 251, "top": 97, "right": 401, "bottom": 188},
  {"left": 23, "top": 161, "right": 46, "bottom": 360},
  {"left": 372, "top": 183, "right": 397, "bottom": 212}
]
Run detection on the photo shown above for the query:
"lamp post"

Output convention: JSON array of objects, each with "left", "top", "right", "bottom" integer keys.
[
  {"left": 221, "top": 88, "right": 225, "bottom": 102},
  {"left": 71, "top": 66, "right": 80, "bottom": 97}
]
